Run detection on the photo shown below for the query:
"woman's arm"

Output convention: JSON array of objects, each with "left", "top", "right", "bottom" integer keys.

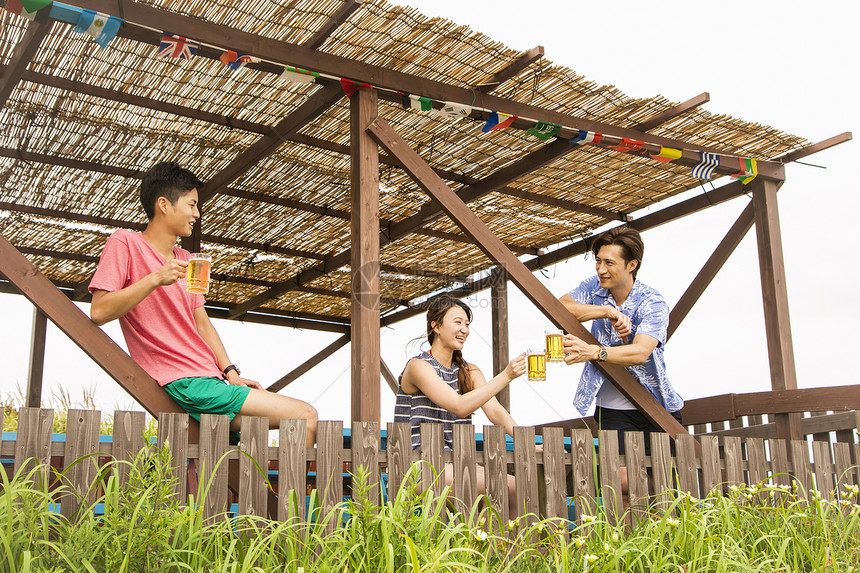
[
  {"left": 401, "top": 353, "right": 526, "bottom": 419},
  {"left": 470, "top": 367, "right": 517, "bottom": 435}
]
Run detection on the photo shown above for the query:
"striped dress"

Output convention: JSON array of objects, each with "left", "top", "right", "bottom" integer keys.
[{"left": 394, "top": 351, "right": 472, "bottom": 450}]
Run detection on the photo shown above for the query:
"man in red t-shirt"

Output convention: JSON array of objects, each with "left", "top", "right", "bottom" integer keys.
[{"left": 90, "top": 162, "right": 317, "bottom": 446}]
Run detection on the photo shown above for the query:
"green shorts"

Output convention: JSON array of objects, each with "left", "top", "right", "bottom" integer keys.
[{"left": 163, "top": 376, "right": 251, "bottom": 422}]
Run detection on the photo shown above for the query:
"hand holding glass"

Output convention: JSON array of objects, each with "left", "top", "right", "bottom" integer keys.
[{"left": 526, "top": 348, "right": 546, "bottom": 382}]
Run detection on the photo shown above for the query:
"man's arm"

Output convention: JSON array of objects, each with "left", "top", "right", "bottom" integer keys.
[
  {"left": 90, "top": 259, "right": 187, "bottom": 325},
  {"left": 192, "top": 306, "right": 262, "bottom": 389},
  {"left": 562, "top": 333, "right": 659, "bottom": 367},
  {"left": 559, "top": 294, "right": 631, "bottom": 340}
]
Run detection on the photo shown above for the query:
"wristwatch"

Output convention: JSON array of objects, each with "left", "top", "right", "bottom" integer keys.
[
  {"left": 597, "top": 346, "right": 608, "bottom": 362},
  {"left": 223, "top": 364, "right": 241, "bottom": 377}
]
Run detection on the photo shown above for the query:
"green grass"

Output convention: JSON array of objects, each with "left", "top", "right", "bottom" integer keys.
[{"left": 1, "top": 443, "right": 858, "bottom": 573}]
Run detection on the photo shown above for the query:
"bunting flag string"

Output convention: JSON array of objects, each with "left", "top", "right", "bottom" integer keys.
[
  {"left": 650, "top": 146, "right": 682, "bottom": 163},
  {"left": 525, "top": 121, "right": 562, "bottom": 141},
  {"left": 570, "top": 129, "right": 602, "bottom": 145},
  {"left": 4, "top": 0, "right": 52, "bottom": 20},
  {"left": 481, "top": 111, "right": 517, "bottom": 133},
  {"left": 156, "top": 34, "right": 198, "bottom": 60},
  {"left": 691, "top": 152, "right": 721, "bottom": 179},
  {"left": 732, "top": 157, "right": 758, "bottom": 184},
  {"left": 409, "top": 94, "right": 433, "bottom": 112},
  {"left": 219, "top": 50, "right": 260, "bottom": 70},
  {"left": 437, "top": 102, "right": 472, "bottom": 119},
  {"left": 74, "top": 9, "right": 122, "bottom": 48},
  {"left": 608, "top": 137, "right": 644, "bottom": 154},
  {"left": 340, "top": 78, "right": 373, "bottom": 97},
  {"left": 280, "top": 66, "right": 318, "bottom": 84}
]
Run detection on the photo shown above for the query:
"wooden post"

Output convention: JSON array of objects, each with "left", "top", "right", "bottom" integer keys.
[
  {"left": 751, "top": 178, "right": 801, "bottom": 441},
  {"left": 350, "top": 87, "right": 381, "bottom": 423},
  {"left": 490, "top": 267, "right": 510, "bottom": 411},
  {"left": 26, "top": 308, "right": 47, "bottom": 407}
]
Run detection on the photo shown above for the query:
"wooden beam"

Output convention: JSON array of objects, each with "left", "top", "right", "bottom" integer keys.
[
  {"left": 490, "top": 267, "right": 510, "bottom": 411},
  {"left": 412, "top": 227, "right": 538, "bottom": 256},
  {"left": 476, "top": 46, "right": 544, "bottom": 93},
  {"left": 667, "top": 202, "right": 754, "bottom": 340},
  {"left": 774, "top": 132, "right": 853, "bottom": 163},
  {"left": 302, "top": 0, "right": 362, "bottom": 50},
  {"left": 350, "top": 88, "right": 381, "bottom": 424},
  {"left": 0, "top": 8, "right": 52, "bottom": 107},
  {"left": 205, "top": 307, "right": 350, "bottom": 333},
  {"left": 26, "top": 309, "right": 48, "bottom": 408},
  {"left": 198, "top": 82, "right": 344, "bottom": 203},
  {"left": 226, "top": 133, "right": 579, "bottom": 319},
  {"left": 633, "top": 92, "right": 710, "bottom": 132},
  {"left": 751, "top": 178, "right": 801, "bottom": 441},
  {"left": 63, "top": 0, "right": 754, "bottom": 160},
  {"left": 0, "top": 232, "right": 181, "bottom": 417},
  {"left": 380, "top": 359, "right": 398, "bottom": 395},
  {"left": 365, "top": 117, "right": 691, "bottom": 442},
  {"left": 381, "top": 178, "right": 753, "bottom": 327},
  {"left": 266, "top": 333, "right": 350, "bottom": 393}
]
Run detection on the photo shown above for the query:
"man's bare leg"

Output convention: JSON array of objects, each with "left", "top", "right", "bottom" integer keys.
[{"left": 232, "top": 388, "right": 318, "bottom": 447}]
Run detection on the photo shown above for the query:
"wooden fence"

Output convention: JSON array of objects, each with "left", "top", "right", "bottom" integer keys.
[{"left": 2, "top": 408, "right": 859, "bottom": 528}]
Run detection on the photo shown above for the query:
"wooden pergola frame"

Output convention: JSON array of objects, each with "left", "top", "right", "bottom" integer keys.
[{"left": 0, "top": 0, "right": 852, "bottom": 447}]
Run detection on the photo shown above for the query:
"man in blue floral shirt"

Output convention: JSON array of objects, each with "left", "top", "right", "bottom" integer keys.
[{"left": 559, "top": 226, "right": 683, "bottom": 454}]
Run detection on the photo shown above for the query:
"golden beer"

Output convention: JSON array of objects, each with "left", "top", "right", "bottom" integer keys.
[
  {"left": 545, "top": 329, "right": 564, "bottom": 362},
  {"left": 526, "top": 349, "right": 546, "bottom": 382},
  {"left": 186, "top": 253, "right": 211, "bottom": 294}
]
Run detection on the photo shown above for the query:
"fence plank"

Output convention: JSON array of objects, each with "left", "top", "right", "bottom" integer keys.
[
  {"left": 112, "top": 410, "right": 145, "bottom": 487},
  {"left": 722, "top": 436, "right": 744, "bottom": 487},
  {"left": 482, "top": 425, "right": 509, "bottom": 528},
  {"left": 810, "top": 411, "right": 830, "bottom": 442},
  {"left": 571, "top": 429, "right": 596, "bottom": 521},
  {"left": 746, "top": 438, "right": 768, "bottom": 487},
  {"left": 157, "top": 412, "right": 189, "bottom": 502},
  {"left": 316, "top": 420, "right": 343, "bottom": 532},
  {"left": 60, "top": 409, "right": 101, "bottom": 520},
  {"left": 14, "top": 408, "right": 53, "bottom": 483},
  {"left": 769, "top": 438, "right": 791, "bottom": 489},
  {"left": 237, "top": 416, "right": 268, "bottom": 517},
  {"left": 351, "top": 421, "right": 380, "bottom": 506},
  {"left": 624, "top": 431, "right": 648, "bottom": 521},
  {"left": 650, "top": 432, "right": 674, "bottom": 511},
  {"left": 199, "top": 414, "right": 229, "bottom": 521},
  {"left": 790, "top": 439, "right": 813, "bottom": 500},
  {"left": 833, "top": 442, "right": 852, "bottom": 493},
  {"left": 278, "top": 419, "right": 307, "bottom": 521},
  {"left": 453, "top": 424, "right": 478, "bottom": 518},
  {"left": 386, "top": 422, "right": 412, "bottom": 504},
  {"left": 542, "top": 427, "right": 567, "bottom": 529},
  {"left": 812, "top": 440, "right": 835, "bottom": 498},
  {"left": 675, "top": 433, "right": 699, "bottom": 497},
  {"left": 420, "top": 423, "right": 445, "bottom": 498},
  {"left": 514, "top": 425, "right": 540, "bottom": 523},
  {"left": 700, "top": 435, "right": 721, "bottom": 496},
  {"left": 598, "top": 430, "right": 622, "bottom": 525}
]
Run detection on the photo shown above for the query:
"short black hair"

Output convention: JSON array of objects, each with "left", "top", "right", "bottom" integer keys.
[
  {"left": 140, "top": 162, "right": 202, "bottom": 219},
  {"left": 591, "top": 227, "right": 644, "bottom": 278}
]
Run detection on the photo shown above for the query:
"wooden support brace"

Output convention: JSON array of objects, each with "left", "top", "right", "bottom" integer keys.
[
  {"left": 633, "top": 92, "right": 710, "bottom": 132},
  {"left": 365, "top": 117, "right": 692, "bottom": 443},
  {"left": 490, "top": 267, "right": 511, "bottom": 411},
  {"left": 266, "top": 333, "right": 351, "bottom": 393},
  {"left": 0, "top": 8, "right": 52, "bottom": 107},
  {"left": 302, "top": 0, "right": 362, "bottom": 50},
  {"left": 26, "top": 308, "right": 48, "bottom": 408},
  {"left": 476, "top": 46, "right": 544, "bottom": 93},
  {"left": 380, "top": 359, "right": 399, "bottom": 395}
]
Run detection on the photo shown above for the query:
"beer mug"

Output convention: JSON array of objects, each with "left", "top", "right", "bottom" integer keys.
[
  {"left": 545, "top": 329, "right": 564, "bottom": 362},
  {"left": 526, "top": 348, "right": 546, "bottom": 382},
  {"left": 186, "top": 253, "right": 211, "bottom": 294}
]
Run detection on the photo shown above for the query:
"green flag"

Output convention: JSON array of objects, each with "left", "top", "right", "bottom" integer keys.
[{"left": 525, "top": 121, "right": 562, "bottom": 141}]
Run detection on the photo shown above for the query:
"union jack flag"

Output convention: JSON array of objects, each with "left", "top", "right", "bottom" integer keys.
[{"left": 156, "top": 34, "right": 198, "bottom": 60}]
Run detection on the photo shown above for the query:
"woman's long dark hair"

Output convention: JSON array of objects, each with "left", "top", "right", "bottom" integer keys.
[{"left": 425, "top": 296, "right": 474, "bottom": 394}]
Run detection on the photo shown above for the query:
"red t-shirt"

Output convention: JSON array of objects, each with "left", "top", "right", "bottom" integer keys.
[{"left": 89, "top": 229, "right": 221, "bottom": 386}]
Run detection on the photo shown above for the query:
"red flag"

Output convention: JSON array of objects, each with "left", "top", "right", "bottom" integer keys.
[
  {"left": 608, "top": 137, "right": 645, "bottom": 153},
  {"left": 340, "top": 78, "right": 372, "bottom": 97}
]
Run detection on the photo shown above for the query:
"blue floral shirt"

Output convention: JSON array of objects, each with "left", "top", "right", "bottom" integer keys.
[{"left": 568, "top": 275, "right": 683, "bottom": 416}]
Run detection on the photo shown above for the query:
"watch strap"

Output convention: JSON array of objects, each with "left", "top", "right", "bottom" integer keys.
[{"left": 223, "top": 364, "right": 240, "bottom": 377}]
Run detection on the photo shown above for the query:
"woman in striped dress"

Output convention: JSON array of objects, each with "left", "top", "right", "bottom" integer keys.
[{"left": 394, "top": 296, "right": 526, "bottom": 516}]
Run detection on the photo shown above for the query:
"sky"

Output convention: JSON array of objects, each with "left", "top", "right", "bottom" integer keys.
[{"left": 2, "top": 0, "right": 858, "bottom": 429}]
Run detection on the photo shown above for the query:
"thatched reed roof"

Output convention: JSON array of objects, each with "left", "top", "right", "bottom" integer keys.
[{"left": 0, "top": 0, "right": 808, "bottom": 327}]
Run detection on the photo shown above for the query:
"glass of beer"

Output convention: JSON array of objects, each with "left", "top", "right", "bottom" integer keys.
[
  {"left": 545, "top": 329, "right": 564, "bottom": 362},
  {"left": 186, "top": 253, "right": 211, "bottom": 294},
  {"left": 527, "top": 348, "right": 546, "bottom": 382}
]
